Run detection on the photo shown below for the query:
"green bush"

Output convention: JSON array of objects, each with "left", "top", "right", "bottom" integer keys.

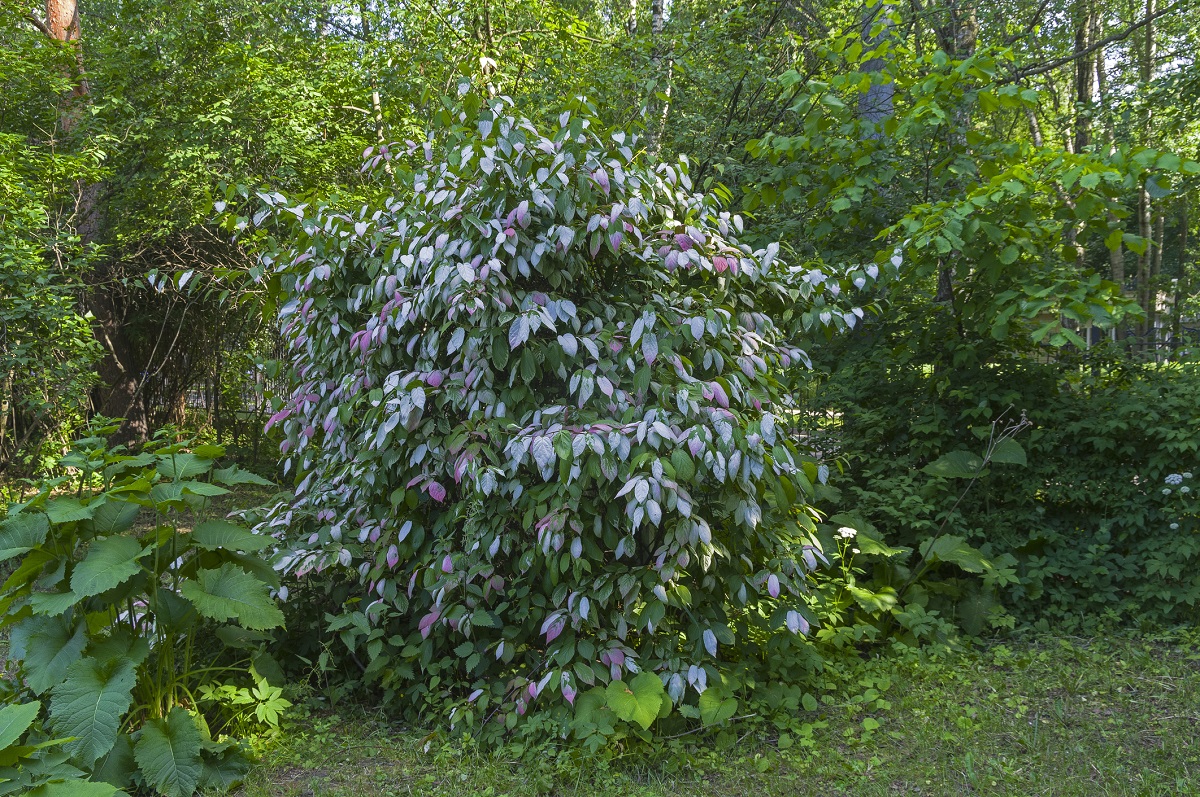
[
  {"left": 820, "top": 339, "right": 1200, "bottom": 629},
  {"left": 0, "top": 422, "right": 284, "bottom": 795},
  {"left": 243, "top": 96, "right": 884, "bottom": 743}
]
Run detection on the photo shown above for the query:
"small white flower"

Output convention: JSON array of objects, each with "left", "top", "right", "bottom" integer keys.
[
  {"left": 837, "top": 526, "right": 858, "bottom": 539},
  {"left": 1166, "top": 473, "right": 1184, "bottom": 485},
  {"left": 1163, "top": 488, "right": 1173, "bottom": 495},
  {"left": 1170, "top": 523, "right": 1180, "bottom": 530},
  {"left": 1182, "top": 486, "right": 1191, "bottom": 494},
  {"left": 1184, "top": 472, "right": 1194, "bottom": 479}
]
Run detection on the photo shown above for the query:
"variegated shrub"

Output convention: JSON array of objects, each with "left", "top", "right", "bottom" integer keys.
[{"left": 247, "top": 97, "right": 879, "bottom": 738}]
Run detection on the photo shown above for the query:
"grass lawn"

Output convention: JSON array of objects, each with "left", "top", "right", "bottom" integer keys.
[{"left": 235, "top": 632, "right": 1200, "bottom": 797}]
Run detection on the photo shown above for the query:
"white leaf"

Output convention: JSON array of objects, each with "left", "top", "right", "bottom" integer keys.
[
  {"left": 634, "top": 480, "right": 650, "bottom": 503},
  {"left": 703, "top": 629, "right": 717, "bottom": 657},
  {"left": 558, "top": 333, "right": 578, "bottom": 357}
]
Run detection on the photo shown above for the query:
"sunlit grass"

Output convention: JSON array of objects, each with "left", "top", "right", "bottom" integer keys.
[{"left": 234, "top": 632, "right": 1200, "bottom": 796}]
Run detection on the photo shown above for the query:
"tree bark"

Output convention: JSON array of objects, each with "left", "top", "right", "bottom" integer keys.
[
  {"left": 45, "top": 0, "right": 147, "bottom": 442},
  {"left": 1134, "top": 0, "right": 1156, "bottom": 342},
  {"left": 1072, "top": 0, "right": 1096, "bottom": 154}
]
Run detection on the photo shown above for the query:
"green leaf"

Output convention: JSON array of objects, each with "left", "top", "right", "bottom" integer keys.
[
  {"left": 86, "top": 501, "right": 140, "bottom": 535},
  {"left": 989, "top": 438, "right": 1026, "bottom": 466},
  {"left": 9, "top": 616, "right": 88, "bottom": 695},
  {"left": 197, "top": 742, "right": 250, "bottom": 791},
  {"left": 92, "top": 732, "right": 136, "bottom": 791},
  {"left": 133, "top": 708, "right": 203, "bottom": 797},
  {"left": 0, "top": 513, "right": 49, "bottom": 561},
  {"left": 49, "top": 656, "right": 137, "bottom": 766},
  {"left": 179, "top": 481, "right": 231, "bottom": 497},
  {"left": 921, "top": 450, "right": 984, "bottom": 479},
  {"left": 179, "top": 564, "right": 284, "bottom": 630},
  {"left": 26, "top": 781, "right": 121, "bottom": 797},
  {"left": 211, "top": 466, "right": 273, "bottom": 487},
  {"left": 29, "top": 589, "right": 79, "bottom": 617},
  {"left": 469, "top": 608, "right": 502, "bottom": 629},
  {"left": 45, "top": 498, "right": 97, "bottom": 525},
  {"left": 0, "top": 702, "right": 40, "bottom": 751},
  {"left": 190, "top": 520, "right": 272, "bottom": 553},
  {"left": 670, "top": 449, "right": 695, "bottom": 481},
  {"left": 155, "top": 454, "right": 213, "bottom": 480},
  {"left": 605, "top": 674, "right": 662, "bottom": 731},
  {"left": 919, "top": 535, "right": 991, "bottom": 574},
  {"left": 70, "top": 537, "right": 146, "bottom": 598},
  {"left": 699, "top": 688, "right": 738, "bottom": 725}
]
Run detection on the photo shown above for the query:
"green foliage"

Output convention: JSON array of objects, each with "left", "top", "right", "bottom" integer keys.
[
  {"left": 1, "top": 422, "right": 284, "bottom": 793},
  {"left": 243, "top": 95, "right": 882, "bottom": 742},
  {"left": 821, "top": 345, "right": 1200, "bottom": 629}
]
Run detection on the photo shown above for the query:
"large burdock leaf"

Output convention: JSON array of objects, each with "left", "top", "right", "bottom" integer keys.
[
  {"left": 133, "top": 707, "right": 203, "bottom": 797},
  {"left": 0, "top": 512, "right": 49, "bottom": 561},
  {"left": 179, "top": 564, "right": 284, "bottom": 630},
  {"left": 26, "top": 781, "right": 122, "bottom": 797},
  {"left": 8, "top": 615, "right": 88, "bottom": 695},
  {"left": 190, "top": 520, "right": 272, "bottom": 553},
  {"left": 155, "top": 454, "right": 213, "bottom": 480},
  {"left": 211, "top": 465, "right": 273, "bottom": 487},
  {"left": 0, "top": 701, "right": 40, "bottom": 751},
  {"left": 49, "top": 657, "right": 136, "bottom": 766},
  {"left": 70, "top": 536, "right": 145, "bottom": 598},
  {"left": 85, "top": 500, "right": 140, "bottom": 536}
]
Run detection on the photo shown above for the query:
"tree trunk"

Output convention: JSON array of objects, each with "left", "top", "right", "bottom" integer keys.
[
  {"left": 645, "top": 0, "right": 670, "bottom": 156},
  {"left": 45, "top": 0, "right": 147, "bottom": 443},
  {"left": 1072, "top": 0, "right": 1096, "bottom": 154},
  {"left": 1135, "top": 0, "right": 1156, "bottom": 342},
  {"left": 858, "top": 3, "right": 894, "bottom": 138}
]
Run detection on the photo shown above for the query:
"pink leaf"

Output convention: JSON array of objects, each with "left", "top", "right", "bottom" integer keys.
[
  {"left": 767, "top": 573, "right": 780, "bottom": 598},
  {"left": 442, "top": 554, "right": 454, "bottom": 573}
]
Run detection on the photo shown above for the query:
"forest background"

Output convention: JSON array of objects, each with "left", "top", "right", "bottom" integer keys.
[{"left": 2, "top": 0, "right": 1200, "bottom": 793}]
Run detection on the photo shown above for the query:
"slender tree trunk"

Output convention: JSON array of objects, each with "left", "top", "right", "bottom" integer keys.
[
  {"left": 1135, "top": 0, "right": 1156, "bottom": 343},
  {"left": 1072, "top": 0, "right": 1096, "bottom": 154},
  {"left": 645, "top": 0, "right": 669, "bottom": 155},
  {"left": 858, "top": 3, "right": 894, "bottom": 138},
  {"left": 45, "top": 0, "right": 147, "bottom": 442},
  {"left": 1172, "top": 200, "right": 1188, "bottom": 349}
]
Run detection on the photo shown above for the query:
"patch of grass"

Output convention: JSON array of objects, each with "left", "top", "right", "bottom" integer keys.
[{"left": 235, "top": 632, "right": 1200, "bottom": 796}]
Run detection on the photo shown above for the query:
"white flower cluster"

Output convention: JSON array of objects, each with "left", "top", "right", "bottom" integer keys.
[{"left": 837, "top": 526, "right": 857, "bottom": 539}]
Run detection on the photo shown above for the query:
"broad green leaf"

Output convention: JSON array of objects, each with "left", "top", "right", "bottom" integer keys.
[
  {"left": 699, "top": 688, "right": 738, "bottom": 725},
  {"left": 179, "top": 481, "right": 231, "bottom": 497},
  {"left": 605, "top": 673, "right": 662, "bottom": 730},
  {"left": 0, "top": 513, "right": 49, "bottom": 561},
  {"left": 179, "top": 564, "right": 284, "bottom": 630},
  {"left": 197, "top": 742, "right": 250, "bottom": 791},
  {"left": 86, "top": 501, "right": 140, "bottom": 535},
  {"left": 211, "top": 466, "right": 273, "bottom": 487},
  {"left": 49, "top": 657, "right": 137, "bottom": 766},
  {"left": 190, "top": 520, "right": 272, "bottom": 553},
  {"left": 70, "top": 537, "right": 146, "bottom": 598},
  {"left": 87, "top": 629, "right": 150, "bottom": 669},
  {"left": 45, "top": 498, "right": 97, "bottom": 525},
  {"left": 989, "top": 438, "right": 1026, "bottom": 466},
  {"left": 92, "top": 732, "right": 136, "bottom": 792},
  {"left": 919, "top": 535, "right": 991, "bottom": 574},
  {"left": 0, "top": 702, "right": 40, "bottom": 751},
  {"left": 921, "top": 450, "right": 984, "bottom": 479},
  {"left": 26, "top": 781, "right": 121, "bottom": 797},
  {"left": 155, "top": 454, "right": 213, "bottom": 480},
  {"left": 133, "top": 708, "right": 202, "bottom": 797},
  {"left": 29, "top": 589, "right": 79, "bottom": 617},
  {"left": 9, "top": 616, "right": 88, "bottom": 695}
]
